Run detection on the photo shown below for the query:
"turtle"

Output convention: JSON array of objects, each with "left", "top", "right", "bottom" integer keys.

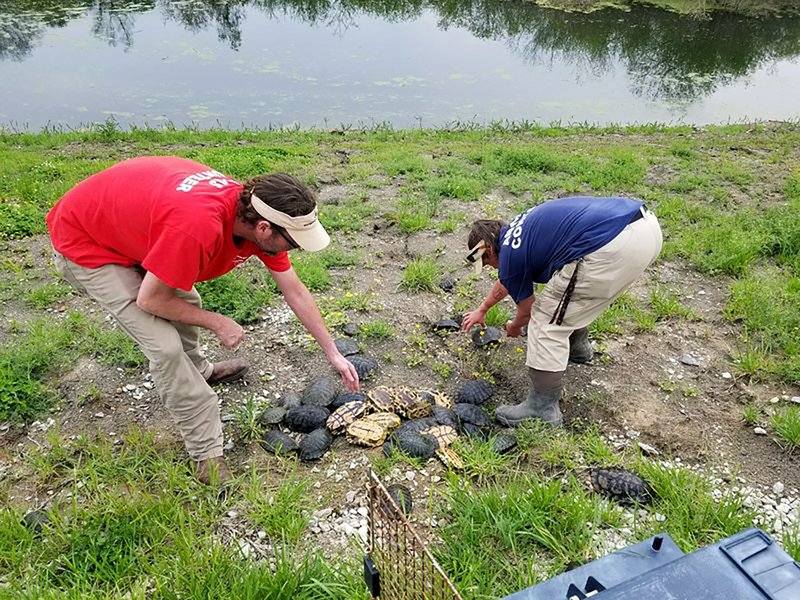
[
  {"left": 383, "top": 430, "right": 437, "bottom": 460},
  {"left": 435, "top": 446, "right": 465, "bottom": 470},
  {"left": 432, "top": 319, "right": 460, "bottom": 333},
  {"left": 461, "top": 422, "right": 491, "bottom": 442},
  {"left": 453, "top": 403, "right": 492, "bottom": 428},
  {"left": 471, "top": 326, "right": 503, "bottom": 348},
  {"left": 396, "top": 417, "right": 439, "bottom": 436},
  {"left": 299, "top": 428, "right": 334, "bottom": 461},
  {"left": 417, "top": 389, "right": 453, "bottom": 408},
  {"left": 438, "top": 276, "right": 456, "bottom": 293},
  {"left": 347, "top": 419, "right": 389, "bottom": 447},
  {"left": 258, "top": 406, "right": 287, "bottom": 426},
  {"left": 386, "top": 483, "right": 413, "bottom": 515},
  {"left": 348, "top": 355, "right": 379, "bottom": 380},
  {"left": 330, "top": 391, "right": 368, "bottom": 410},
  {"left": 392, "top": 387, "right": 431, "bottom": 419},
  {"left": 492, "top": 433, "right": 518, "bottom": 454},
  {"left": 285, "top": 405, "right": 331, "bottom": 433},
  {"left": 327, "top": 400, "right": 368, "bottom": 434},
  {"left": 259, "top": 429, "right": 299, "bottom": 455},
  {"left": 279, "top": 391, "right": 302, "bottom": 410},
  {"left": 367, "top": 386, "right": 395, "bottom": 412},
  {"left": 432, "top": 406, "right": 460, "bottom": 431},
  {"left": 363, "top": 411, "right": 402, "bottom": 432},
  {"left": 590, "top": 467, "right": 654, "bottom": 505},
  {"left": 455, "top": 380, "right": 494, "bottom": 405},
  {"left": 302, "top": 376, "right": 338, "bottom": 407},
  {"left": 334, "top": 337, "right": 361, "bottom": 357},
  {"left": 21, "top": 510, "right": 50, "bottom": 534},
  {"left": 420, "top": 425, "right": 458, "bottom": 449},
  {"left": 340, "top": 322, "right": 360, "bottom": 337}
]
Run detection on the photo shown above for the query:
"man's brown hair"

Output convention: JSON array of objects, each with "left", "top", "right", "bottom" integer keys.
[
  {"left": 468, "top": 219, "right": 506, "bottom": 256},
  {"left": 237, "top": 174, "right": 316, "bottom": 225}
]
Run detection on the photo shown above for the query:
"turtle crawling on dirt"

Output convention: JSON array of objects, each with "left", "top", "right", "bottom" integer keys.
[
  {"left": 258, "top": 406, "right": 287, "bottom": 427},
  {"left": 330, "top": 391, "right": 368, "bottom": 410},
  {"left": 432, "top": 318, "right": 460, "bottom": 333},
  {"left": 363, "top": 411, "right": 402, "bottom": 432},
  {"left": 471, "top": 326, "right": 502, "bottom": 348},
  {"left": 418, "top": 389, "right": 453, "bottom": 408},
  {"left": 455, "top": 380, "right": 494, "bottom": 405},
  {"left": 299, "top": 428, "right": 334, "bottom": 462},
  {"left": 334, "top": 337, "right": 361, "bottom": 357},
  {"left": 383, "top": 430, "right": 437, "bottom": 460},
  {"left": 386, "top": 483, "right": 413, "bottom": 515},
  {"left": 347, "top": 419, "right": 389, "bottom": 447},
  {"left": 590, "top": 467, "right": 654, "bottom": 505},
  {"left": 492, "top": 433, "right": 518, "bottom": 455},
  {"left": 302, "top": 376, "right": 338, "bottom": 407},
  {"left": 326, "top": 400, "right": 367, "bottom": 435},
  {"left": 279, "top": 391, "right": 302, "bottom": 410},
  {"left": 392, "top": 387, "right": 432, "bottom": 419},
  {"left": 367, "top": 386, "right": 395, "bottom": 412},
  {"left": 347, "top": 355, "right": 379, "bottom": 380},
  {"left": 285, "top": 405, "right": 331, "bottom": 433},
  {"left": 259, "top": 429, "right": 299, "bottom": 456}
]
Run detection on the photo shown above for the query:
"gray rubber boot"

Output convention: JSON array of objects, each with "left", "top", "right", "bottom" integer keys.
[
  {"left": 495, "top": 369, "right": 563, "bottom": 427},
  {"left": 568, "top": 327, "right": 593, "bottom": 364}
]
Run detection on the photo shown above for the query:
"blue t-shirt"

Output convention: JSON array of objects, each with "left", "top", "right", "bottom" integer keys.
[{"left": 499, "top": 196, "right": 643, "bottom": 303}]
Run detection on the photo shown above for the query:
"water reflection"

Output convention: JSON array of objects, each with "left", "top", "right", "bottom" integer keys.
[{"left": 1, "top": 0, "right": 799, "bottom": 121}]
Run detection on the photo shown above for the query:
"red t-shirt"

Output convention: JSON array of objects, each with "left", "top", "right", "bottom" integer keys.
[{"left": 46, "top": 156, "right": 290, "bottom": 291}]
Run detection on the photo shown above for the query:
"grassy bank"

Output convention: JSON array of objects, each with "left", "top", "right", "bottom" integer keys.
[{"left": 536, "top": 0, "right": 800, "bottom": 16}]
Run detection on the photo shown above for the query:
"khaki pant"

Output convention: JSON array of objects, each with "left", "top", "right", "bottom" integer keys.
[
  {"left": 53, "top": 253, "right": 222, "bottom": 461},
  {"left": 526, "top": 209, "right": 663, "bottom": 372}
]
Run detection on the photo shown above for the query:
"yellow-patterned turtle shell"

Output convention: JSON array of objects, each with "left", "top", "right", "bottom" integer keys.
[
  {"left": 363, "top": 411, "right": 402, "bottom": 432},
  {"left": 435, "top": 446, "right": 464, "bottom": 470},
  {"left": 420, "top": 425, "right": 458, "bottom": 449},
  {"left": 418, "top": 388, "right": 453, "bottom": 409},
  {"left": 326, "top": 400, "right": 367, "bottom": 435},
  {"left": 393, "top": 387, "right": 431, "bottom": 419},
  {"left": 367, "top": 386, "right": 395, "bottom": 412},
  {"left": 346, "top": 419, "right": 388, "bottom": 447}
]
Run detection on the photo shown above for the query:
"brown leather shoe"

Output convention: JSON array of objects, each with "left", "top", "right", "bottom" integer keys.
[
  {"left": 206, "top": 359, "right": 249, "bottom": 386},
  {"left": 195, "top": 456, "right": 232, "bottom": 486}
]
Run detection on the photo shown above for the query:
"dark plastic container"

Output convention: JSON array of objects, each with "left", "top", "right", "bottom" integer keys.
[{"left": 503, "top": 528, "right": 800, "bottom": 600}]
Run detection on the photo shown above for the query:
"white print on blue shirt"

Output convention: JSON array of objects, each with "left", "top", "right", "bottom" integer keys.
[
  {"left": 176, "top": 169, "right": 236, "bottom": 193},
  {"left": 502, "top": 207, "right": 534, "bottom": 250}
]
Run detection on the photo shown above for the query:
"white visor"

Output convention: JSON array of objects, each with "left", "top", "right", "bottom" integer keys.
[
  {"left": 250, "top": 193, "right": 330, "bottom": 252},
  {"left": 465, "top": 241, "right": 487, "bottom": 275}
]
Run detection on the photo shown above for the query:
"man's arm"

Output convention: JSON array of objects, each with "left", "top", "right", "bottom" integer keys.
[
  {"left": 137, "top": 271, "right": 244, "bottom": 348},
  {"left": 461, "top": 279, "right": 509, "bottom": 330},
  {"left": 505, "top": 293, "right": 535, "bottom": 337},
  {"left": 270, "top": 266, "right": 360, "bottom": 391}
]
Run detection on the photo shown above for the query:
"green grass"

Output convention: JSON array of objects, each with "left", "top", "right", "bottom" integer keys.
[
  {"left": 359, "top": 320, "right": 396, "bottom": 340},
  {"left": 770, "top": 406, "right": 800, "bottom": 448},
  {"left": 196, "top": 267, "right": 276, "bottom": 324},
  {"left": 401, "top": 257, "right": 440, "bottom": 292},
  {"left": 484, "top": 304, "right": 512, "bottom": 327},
  {"left": 742, "top": 402, "right": 761, "bottom": 426}
]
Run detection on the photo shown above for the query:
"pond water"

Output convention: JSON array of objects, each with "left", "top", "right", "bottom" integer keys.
[{"left": 1, "top": 1, "right": 799, "bottom": 129}]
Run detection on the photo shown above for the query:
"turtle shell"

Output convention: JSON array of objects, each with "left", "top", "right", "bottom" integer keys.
[
  {"left": 420, "top": 425, "right": 458, "bottom": 449},
  {"left": 397, "top": 417, "right": 439, "bottom": 436},
  {"left": 432, "top": 319, "right": 460, "bottom": 333},
  {"left": 393, "top": 387, "right": 431, "bottom": 419},
  {"left": 453, "top": 403, "right": 492, "bottom": 428},
  {"left": 438, "top": 276, "right": 456, "bottom": 293},
  {"left": 435, "top": 446, "right": 464, "bottom": 470},
  {"left": 326, "top": 400, "right": 367, "bottom": 434},
  {"left": 384, "top": 430, "right": 437, "bottom": 460},
  {"left": 334, "top": 338, "right": 361, "bottom": 357},
  {"left": 590, "top": 467, "right": 654, "bottom": 505},
  {"left": 259, "top": 429, "right": 299, "bottom": 455},
  {"left": 367, "top": 386, "right": 395, "bottom": 412},
  {"left": 285, "top": 405, "right": 331, "bottom": 433},
  {"left": 22, "top": 510, "right": 50, "bottom": 534},
  {"left": 279, "top": 391, "right": 302, "bottom": 410},
  {"left": 299, "top": 428, "right": 333, "bottom": 461},
  {"left": 471, "top": 326, "right": 503, "bottom": 348},
  {"left": 432, "top": 406, "right": 460, "bottom": 430},
  {"left": 258, "top": 406, "right": 287, "bottom": 426},
  {"left": 340, "top": 322, "right": 360, "bottom": 337},
  {"left": 386, "top": 483, "right": 413, "bottom": 515},
  {"left": 492, "top": 433, "right": 518, "bottom": 454},
  {"left": 347, "top": 419, "right": 388, "bottom": 447},
  {"left": 363, "top": 411, "right": 402, "bottom": 432},
  {"left": 330, "top": 391, "right": 368, "bottom": 410},
  {"left": 417, "top": 389, "right": 453, "bottom": 408},
  {"left": 348, "top": 355, "right": 379, "bottom": 380},
  {"left": 461, "top": 422, "right": 491, "bottom": 442},
  {"left": 455, "top": 380, "right": 494, "bottom": 405},
  {"left": 302, "top": 376, "right": 338, "bottom": 407}
]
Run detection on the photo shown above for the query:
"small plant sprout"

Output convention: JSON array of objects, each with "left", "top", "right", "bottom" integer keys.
[
  {"left": 235, "top": 395, "right": 265, "bottom": 443},
  {"left": 401, "top": 257, "right": 439, "bottom": 292},
  {"left": 742, "top": 402, "right": 760, "bottom": 426},
  {"left": 770, "top": 406, "right": 800, "bottom": 449}
]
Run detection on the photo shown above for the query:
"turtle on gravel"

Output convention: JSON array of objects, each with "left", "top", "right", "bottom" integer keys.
[
  {"left": 299, "top": 428, "right": 334, "bottom": 461},
  {"left": 420, "top": 425, "right": 458, "bottom": 449},
  {"left": 326, "top": 400, "right": 368, "bottom": 434},
  {"left": 386, "top": 483, "right": 413, "bottom": 515},
  {"left": 258, "top": 406, "right": 287, "bottom": 427},
  {"left": 334, "top": 338, "right": 361, "bottom": 357},
  {"left": 340, "top": 322, "right": 360, "bottom": 337},
  {"left": 302, "top": 376, "right": 338, "bottom": 407},
  {"left": 285, "top": 405, "right": 331, "bottom": 433},
  {"left": 417, "top": 389, "right": 452, "bottom": 408},
  {"left": 392, "top": 387, "right": 431, "bottom": 419},
  {"left": 492, "top": 433, "right": 518, "bottom": 454},
  {"left": 432, "top": 319, "right": 461, "bottom": 333},
  {"left": 590, "top": 467, "right": 654, "bottom": 505},
  {"left": 432, "top": 406, "right": 460, "bottom": 431},
  {"left": 347, "top": 355, "right": 379, "bottom": 380},
  {"left": 460, "top": 422, "right": 491, "bottom": 442},
  {"left": 367, "top": 386, "right": 395, "bottom": 412},
  {"left": 435, "top": 447, "right": 464, "bottom": 470},
  {"left": 347, "top": 419, "right": 389, "bottom": 447},
  {"left": 259, "top": 429, "right": 299, "bottom": 456},
  {"left": 471, "top": 326, "right": 503, "bottom": 348},
  {"left": 279, "top": 391, "right": 302, "bottom": 410},
  {"left": 453, "top": 403, "right": 492, "bottom": 428},
  {"left": 383, "top": 430, "right": 437, "bottom": 460},
  {"left": 330, "top": 391, "right": 368, "bottom": 410},
  {"left": 438, "top": 276, "right": 456, "bottom": 293},
  {"left": 363, "top": 411, "right": 402, "bottom": 432},
  {"left": 455, "top": 380, "right": 494, "bottom": 405}
]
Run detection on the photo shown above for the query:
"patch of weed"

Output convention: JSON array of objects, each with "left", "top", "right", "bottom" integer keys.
[
  {"left": 484, "top": 303, "right": 512, "bottom": 327},
  {"left": 359, "top": 320, "right": 396, "bottom": 340},
  {"left": 401, "top": 257, "right": 439, "bottom": 292},
  {"left": 196, "top": 268, "right": 276, "bottom": 323},
  {"left": 742, "top": 402, "right": 761, "bottom": 426},
  {"left": 770, "top": 406, "right": 800, "bottom": 448}
]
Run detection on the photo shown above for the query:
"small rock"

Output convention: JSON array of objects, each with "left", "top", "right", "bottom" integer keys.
[
  {"left": 405, "top": 471, "right": 415, "bottom": 481},
  {"left": 770, "top": 397, "right": 780, "bottom": 404},
  {"left": 220, "top": 414, "right": 236, "bottom": 423},
  {"left": 679, "top": 354, "right": 699, "bottom": 367},
  {"left": 654, "top": 513, "right": 666, "bottom": 522},
  {"left": 721, "top": 372, "right": 732, "bottom": 379},
  {"left": 753, "top": 427, "right": 767, "bottom": 435},
  {"left": 638, "top": 442, "right": 659, "bottom": 456},
  {"left": 227, "top": 510, "right": 239, "bottom": 519},
  {"left": 773, "top": 482, "right": 785, "bottom": 495},
  {"left": 345, "top": 491, "right": 358, "bottom": 504},
  {"left": 257, "top": 530, "right": 267, "bottom": 540},
  {"left": 313, "top": 508, "right": 333, "bottom": 520},
  {"left": 791, "top": 396, "right": 800, "bottom": 404}
]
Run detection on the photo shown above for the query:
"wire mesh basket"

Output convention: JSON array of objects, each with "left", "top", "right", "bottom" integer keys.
[{"left": 364, "top": 469, "right": 463, "bottom": 600}]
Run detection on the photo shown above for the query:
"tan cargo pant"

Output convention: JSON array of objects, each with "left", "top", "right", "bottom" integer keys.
[
  {"left": 53, "top": 252, "right": 222, "bottom": 461},
  {"left": 526, "top": 208, "right": 663, "bottom": 372}
]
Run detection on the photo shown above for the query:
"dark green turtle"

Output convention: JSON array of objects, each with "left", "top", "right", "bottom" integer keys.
[
  {"left": 453, "top": 403, "right": 492, "bottom": 428},
  {"left": 347, "top": 355, "right": 379, "bottom": 380},
  {"left": 259, "top": 429, "right": 299, "bottom": 455},
  {"left": 285, "top": 405, "right": 331, "bottom": 433},
  {"left": 438, "top": 276, "right": 456, "bottom": 293},
  {"left": 492, "top": 433, "right": 518, "bottom": 454},
  {"left": 386, "top": 483, "right": 413, "bottom": 515},
  {"left": 330, "top": 391, "right": 368, "bottom": 410},
  {"left": 22, "top": 510, "right": 50, "bottom": 534},
  {"left": 279, "top": 391, "right": 302, "bottom": 410},
  {"left": 590, "top": 467, "right": 654, "bottom": 505},
  {"left": 455, "top": 380, "right": 494, "bottom": 405},
  {"left": 396, "top": 417, "right": 439, "bottom": 436},
  {"left": 299, "top": 428, "right": 334, "bottom": 461},
  {"left": 334, "top": 338, "right": 360, "bottom": 357},
  {"left": 302, "top": 376, "right": 338, "bottom": 407},
  {"left": 433, "top": 319, "right": 460, "bottom": 333},
  {"left": 258, "top": 406, "right": 287, "bottom": 426},
  {"left": 432, "top": 406, "right": 460, "bottom": 431},
  {"left": 461, "top": 422, "right": 491, "bottom": 442},
  {"left": 340, "top": 322, "right": 360, "bottom": 337},
  {"left": 471, "top": 326, "right": 503, "bottom": 348},
  {"left": 383, "top": 430, "right": 437, "bottom": 460}
]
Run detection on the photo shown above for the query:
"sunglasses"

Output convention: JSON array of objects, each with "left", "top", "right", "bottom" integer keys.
[{"left": 270, "top": 222, "right": 300, "bottom": 250}]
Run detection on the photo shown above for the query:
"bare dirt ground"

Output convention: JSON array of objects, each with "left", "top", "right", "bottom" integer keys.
[{"left": 1, "top": 186, "right": 799, "bottom": 562}]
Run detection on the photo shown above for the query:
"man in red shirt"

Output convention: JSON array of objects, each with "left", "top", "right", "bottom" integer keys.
[{"left": 47, "top": 156, "right": 359, "bottom": 485}]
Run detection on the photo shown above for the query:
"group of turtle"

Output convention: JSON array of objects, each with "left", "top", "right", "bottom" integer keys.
[{"left": 256, "top": 367, "right": 518, "bottom": 467}]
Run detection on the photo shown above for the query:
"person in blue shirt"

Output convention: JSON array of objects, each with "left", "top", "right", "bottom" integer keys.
[{"left": 462, "top": 196, "right": 663, "bottom": 427}]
